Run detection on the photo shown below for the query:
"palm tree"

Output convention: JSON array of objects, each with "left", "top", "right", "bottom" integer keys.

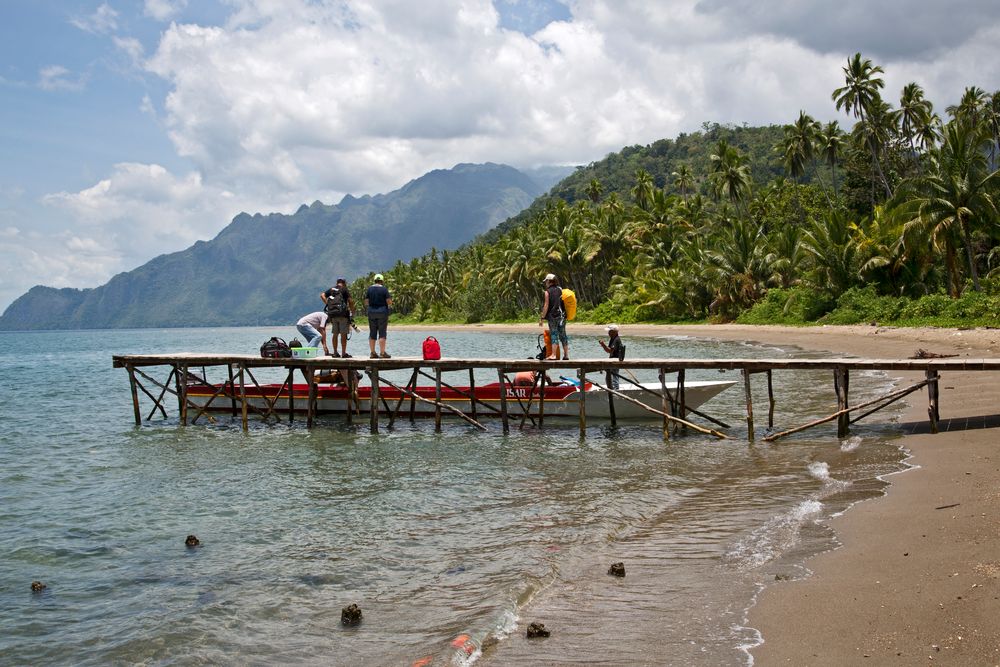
[
  {"left": 704, "top": 218, "right": 771, "bottom": 319},
  {"left": 902, "top": 121, "right": 1000, "bottom": 293},
  {"left": 630, "top": 169, "right": 655, "bottom": 211},
  {"left": 778, "top": 111, "right": 820, "bottom": 181},
  {"left": 671, "top": 164, "right": 695, "bottom": 200},
  {"left": 709, "top": 140, "right": 753, "bottom": 213},
  {"left": 817, "top": 121, "right": 846, "bottom": 194},
  {"left": 833, "top": 52, "right": 893, "bottom": 198},
  {"left": 586, "top": 178, "right": 604, "bottom": 205},
  {"left": 897, "top": 82, "right": 934, "bottom": 172},
  {"left": 946, "top": 86, "right": 988, "bottom": 129}
]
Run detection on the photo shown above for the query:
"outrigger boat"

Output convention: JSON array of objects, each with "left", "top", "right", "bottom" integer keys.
[{"left": 184, "top": 374, "right": 736, "bottom": 421}]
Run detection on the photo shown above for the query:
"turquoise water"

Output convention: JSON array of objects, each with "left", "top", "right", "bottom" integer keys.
[{"left": 0, "top": 327, "right": 908, "bottom": 666}]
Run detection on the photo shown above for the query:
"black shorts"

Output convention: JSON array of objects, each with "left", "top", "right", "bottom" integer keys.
[{"left": 368, "top": 313, "right": 388, "bottom": 340}]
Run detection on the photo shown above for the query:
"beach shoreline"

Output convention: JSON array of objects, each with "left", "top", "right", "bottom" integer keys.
[{"left": 397, "top": 322, "right": 1000, "bottom": 664}]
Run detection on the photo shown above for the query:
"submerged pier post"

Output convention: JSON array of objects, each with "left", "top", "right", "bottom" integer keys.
[
  {"left": 742, "top": 369, "right": 754, "bottom": 443},
  {"left": 658, "top": 369, "right": 670, "bottom": 441},
  {"left": 370, "top": 368, "right": 380, "bottom": 433},
  {"left": 835, "top": 367, "right": 850, "bottom": 438},
  {"left": 434, "top": 368, "right": 443, "bottom": 432},
  {"left": 606, "top": 369, "right": 616, "bottom": 426},
  {"left": 127, "top": 365, "right": 142, "bottom": 425},
  {"left": 578, "top": 370, "right": 587, "bottom": 437},
  {"left": 497, "top": 370, "right": 509, "bottom": 434}
]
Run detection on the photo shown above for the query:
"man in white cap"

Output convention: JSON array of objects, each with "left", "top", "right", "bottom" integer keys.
[
  {"left": 364, "top": 273, "right": 393, "bottom": 358},
  {"left": 599, "top": 324, "right": 625, "bottom": 389},
  {"left": 538, "top": 273, "right": 569, "bottom": 360}
]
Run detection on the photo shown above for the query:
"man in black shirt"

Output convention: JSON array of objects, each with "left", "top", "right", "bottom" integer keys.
[
  {"left": 320, "top": 278, "right": 356, "bottom": 357},
  {"left": 599, "top": 324, "right": 625, "bottom": 389}
]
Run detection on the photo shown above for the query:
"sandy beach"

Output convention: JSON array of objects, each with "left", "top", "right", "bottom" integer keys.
[{"left": 398, "top": 322, "right": 1000, "bottom": 664}]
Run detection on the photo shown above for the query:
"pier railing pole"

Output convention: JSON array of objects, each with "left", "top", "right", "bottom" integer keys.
[
  {"left": 742, "top": 369, "right": 754, "bottom": 443},
  {"left": 578, "top": 370, "right": 587, "bottom": 438}
]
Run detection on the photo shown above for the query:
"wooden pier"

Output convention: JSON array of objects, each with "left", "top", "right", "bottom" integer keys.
[{"left": 112, "top": 353, "right": 997, "bottom": 440}]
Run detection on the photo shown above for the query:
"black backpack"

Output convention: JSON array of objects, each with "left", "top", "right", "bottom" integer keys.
[
  {"left": 260, "top": 337, "right": 292, "bottom": 358},
  {"left": 324, "top": 287, "right": 349, "bottom": 317}
]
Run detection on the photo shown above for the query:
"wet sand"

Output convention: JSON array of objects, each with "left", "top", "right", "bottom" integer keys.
[{"left": 397, "top": 322, "right": 1000, "bottom": 664}]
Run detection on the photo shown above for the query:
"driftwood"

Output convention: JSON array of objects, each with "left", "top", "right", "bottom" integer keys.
[{"left": 910, "top": 348, "right": 958, "bottom": 359}]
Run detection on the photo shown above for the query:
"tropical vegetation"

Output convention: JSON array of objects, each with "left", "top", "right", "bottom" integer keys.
[{"left": 365, "top": 54, "right": 1000, "bottom": 327}]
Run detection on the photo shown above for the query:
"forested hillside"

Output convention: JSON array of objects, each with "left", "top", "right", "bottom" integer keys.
[{"left": 378, "top": 54, "right": 1000, "bottom": 327}]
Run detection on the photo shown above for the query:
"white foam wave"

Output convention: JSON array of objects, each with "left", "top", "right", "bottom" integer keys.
[
  {"left": 840, "top": 436, "right": 863, "bottom": 452},
  {"left": 806, "top": 461, "right": 831, "bottom": 481},
  {"left": 723, "top": 500, "right": 823, "bottom": 570}
]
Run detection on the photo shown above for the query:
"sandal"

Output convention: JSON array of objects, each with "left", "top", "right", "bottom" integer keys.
[{"left": 380, "top": 352, "right": 392, "bottom": 359}]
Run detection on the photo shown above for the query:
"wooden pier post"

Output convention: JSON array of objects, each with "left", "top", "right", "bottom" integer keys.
[
  {"left": 227, "top": 364, "right": 238, "bottom": 417},
  {"left": 127, "top": 365, "right": 142, "bottom": 425},
  {"left": 835, "top": 367, "right": 850, "bottom": 438},
  {"left": 926, "top": 369, "right": 939, "bottom": 434},
  {"left": 434, "top": 368, "right": 443, "bottom": 432},
  {"left": 286, "top": 368, "right": 295, "bottom": 423},
  {"left": 742, "top": 369, "right": 754, "bottom": 443},
  {"left": 677, "top": 369, "right": 686, "bottom": 422},
  {"left": 345, "top": 369, "right": 354, "bottom": 425},
  {"left": 369, "top": 367, "right": 380, "bottom": 433},
  {"left": 497, "top": 370, "right": 509, "bottom": 434},
  {"left": 538, "top": 371, "right": 545, "bottom": 426},
  {"left": 239, "top": 364, "right": 249, "bottom": 431},
  {"left": 766, "top": 370, "right": 775, "bottom": 428},
  {"left": 469, "top": 369, "right": 477, "bottom": 420},
  {"left": 658, "top": 369, "right": 670, "bottom": 441},
  {"left": 606, "top": 369, "right": 616, "bottom": 426},
  {"left": 578, "top": 370, "right": 587, "bottom": 437},
  {"left": 306, "top": 368, "right": 316, "bottom": 428}
]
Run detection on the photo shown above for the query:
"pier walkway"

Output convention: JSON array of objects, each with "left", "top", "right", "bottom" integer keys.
[{"left": 112, "top": 354, "right": 1000, "bottom": 441}]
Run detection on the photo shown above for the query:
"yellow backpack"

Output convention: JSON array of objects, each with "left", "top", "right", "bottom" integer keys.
[{"left": 561, "top": 288, "right": 577, "bottom": 321}]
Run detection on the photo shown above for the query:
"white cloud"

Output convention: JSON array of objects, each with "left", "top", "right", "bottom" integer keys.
[
  {"left": 70, "top": 2, "right": 119, "bottom": 35},
  {"left": 113, "top": 36, "right": 145, "bottom": 66},
  {"left": 38, "top": 65, "right": 87, "bottom": 91},
  {"left": 144, "top": 0, "right": 189, "bottom": 21}
]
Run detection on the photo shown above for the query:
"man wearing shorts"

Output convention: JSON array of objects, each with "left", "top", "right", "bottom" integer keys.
[
  {"left": 364, "top": 274, "right": 393, "bottom": 359},
  {"left": 320, "top": 277, "right": 356, "bottom": 357}
]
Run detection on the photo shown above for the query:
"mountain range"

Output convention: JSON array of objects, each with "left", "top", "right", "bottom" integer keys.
[{"left": 0, "top": 162, "right": 570, "bottom": 330}]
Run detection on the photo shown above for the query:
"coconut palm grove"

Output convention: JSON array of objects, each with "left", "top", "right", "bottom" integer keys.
[{"left": 367, "top": 54, "right": 1000, "bottom": 327}]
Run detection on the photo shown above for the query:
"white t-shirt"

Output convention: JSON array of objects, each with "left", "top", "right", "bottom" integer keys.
[{"left": 296, "top": 311, "right": 329, "bottom": 329}]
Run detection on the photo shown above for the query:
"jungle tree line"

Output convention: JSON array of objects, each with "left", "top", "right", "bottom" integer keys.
[{"left": 367, "top": 53, "right": 1000, "bottom": 323}]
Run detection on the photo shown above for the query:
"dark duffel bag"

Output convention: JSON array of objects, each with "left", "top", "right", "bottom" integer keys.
[{"left": 260, "top": 337, "right": 292, "bottom": 358}]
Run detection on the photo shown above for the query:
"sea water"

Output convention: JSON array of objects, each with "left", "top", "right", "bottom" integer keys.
[{"left": 0, "top": 327, "right": 908, "bottom": 666}]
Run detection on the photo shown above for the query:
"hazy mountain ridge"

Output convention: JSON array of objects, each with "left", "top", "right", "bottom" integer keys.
[{"left": 0, "top": 162, "right": 561, "bottom": 330}]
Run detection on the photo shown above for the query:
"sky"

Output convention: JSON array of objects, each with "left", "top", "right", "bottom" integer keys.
[{"left": 2, "top": 0, "right": 1000, "bottom": 312}]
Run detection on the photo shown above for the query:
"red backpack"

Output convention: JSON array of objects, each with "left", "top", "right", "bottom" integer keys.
[{"left": 422, "top": 336, "right": 441, "bottom": 360}]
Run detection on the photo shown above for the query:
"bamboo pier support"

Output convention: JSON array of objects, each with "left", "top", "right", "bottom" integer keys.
[
  {"left": 587, "top": 378, "right": 729, "bottom": 439},
  {"left": 764, "top": 379, "right": 930, "bottom": 442},
  {"left": 389, "top": 369, "right": 418, "bottom": 426},
  {"left": 434, "top": 368, "right": 443, "bottom": 432},
  {"left": 127, "top": 365, "right": 142, "bottom": 425},
  {"left": 286, "top": 367, "right": 295, "bottom": 423},
  {"left": 369, "top": 368, "right": 380, "bottom": 433},
  {"left": 766, "top": 370, "right": 775, "bottom": 428},
  {"left": 578, "top": 370, "right": 587, "bottom": 438},
  {"left": 517, "top": 372, "right": 542, "bottom": 430},
  {"left": 416, "top": 369, "right": 500, "bottom": 416},
  {"left": 379, "top": 376, "right": 487, "bottom": 430},
  {"left": 743, "top": 369, "right": 754, "bottom": 443},
  {"left": 179, "top": 364, "right": 189, "bottom": 426},
  {"left": 538, "top": 372, "right": 545, "bottom": 426},
  {"left": 345, "top": 369, "right": 355, "bottom": 425}
]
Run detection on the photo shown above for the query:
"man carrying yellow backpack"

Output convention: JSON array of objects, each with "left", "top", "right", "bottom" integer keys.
[{"left": 539, "top": 273, "right": 572, "bottom": 360}]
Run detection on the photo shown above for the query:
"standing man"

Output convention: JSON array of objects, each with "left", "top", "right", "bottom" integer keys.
[
  {"left": 320, "top": 277, "right": 356, "bottom": 357},
  {"left": 599, "top": 324, "right": 625, "bottom": 389},
  {"left": 295, "top": 310, "right": 331, "bottom": 356},
  {"left": 364, "top": 273, "right": 393, "bottom": 359},
  {"left": 538, "top": 273, "right": 568, "bottom": 360}
]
